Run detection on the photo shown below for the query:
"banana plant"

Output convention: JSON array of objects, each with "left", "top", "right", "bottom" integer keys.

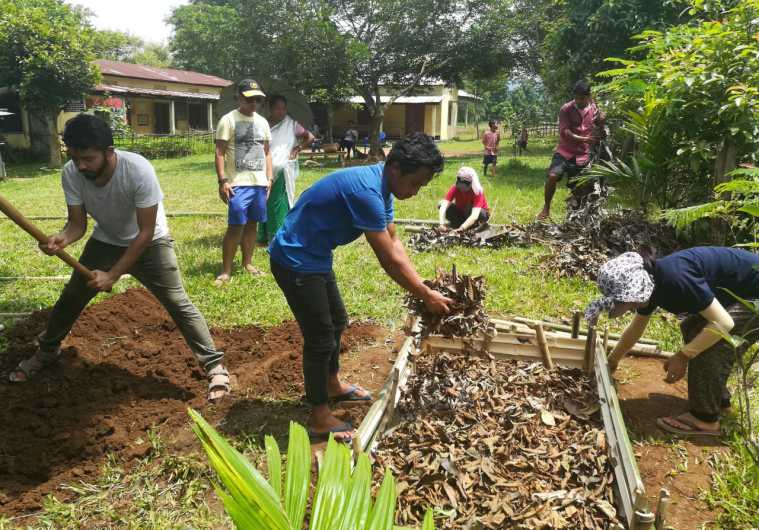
[{"left": 188, "top": 409, "right": 435, "bottom": 530}]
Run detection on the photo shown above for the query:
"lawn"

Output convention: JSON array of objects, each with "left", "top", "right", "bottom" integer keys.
[{"left": 0, "top": 146, "right": 755, "bottom": 528}]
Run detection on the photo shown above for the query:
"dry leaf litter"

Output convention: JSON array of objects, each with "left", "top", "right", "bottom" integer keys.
[
  {"left": 408, "top": 197, "right": 679, "bottom": 280},
  {"left": 405, "top": 266, "right": 495, "bottom": 339},
  {"left": 374, "top": 353, "right": 619, "bottom": 529}
]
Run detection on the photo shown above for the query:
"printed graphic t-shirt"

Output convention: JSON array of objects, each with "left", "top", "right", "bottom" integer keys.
[
  {"left": 269, "top": 163, "right": 393, "bottom": 273},
  {"left": 62, "top": 150, "right": 169, "bottom": 247},
  {"left": 216, "top": 110, "right": 272, "bottom": 187}
]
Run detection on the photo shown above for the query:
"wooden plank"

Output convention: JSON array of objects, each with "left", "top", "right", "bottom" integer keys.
[
  {"left": 423, "top": 335, "right": 585, "bottom": 364},
  {"left": 571, "top": 312, "right": 581, "bottom": 338},
  {"left": 584, "top": 328, "right": 596, "bottom": 374}
]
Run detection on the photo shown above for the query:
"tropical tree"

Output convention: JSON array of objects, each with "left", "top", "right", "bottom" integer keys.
[
  {"left": 189, "top": 409, "right": 436, "bottom": 529},
  {"left": 0, "top": 0, "right": 100, "bottom": 166},
  {"left": 595, "top": 0, "right": 759, "bottom": 218}
]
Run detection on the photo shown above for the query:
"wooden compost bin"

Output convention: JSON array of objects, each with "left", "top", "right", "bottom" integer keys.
[{"left": 355, "top": 315, "right": 655, "bottom": 530}]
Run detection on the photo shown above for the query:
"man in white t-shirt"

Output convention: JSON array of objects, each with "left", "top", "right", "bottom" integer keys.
[
  {"left": 8, "top": 114, "right": 230, "bottom": 403},
  {"left": 214, "top": 79, "right": 273, "bottom": 285}
]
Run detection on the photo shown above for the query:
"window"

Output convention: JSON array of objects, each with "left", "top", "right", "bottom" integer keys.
[
  {"left": 0, "top": 92, "right": 23, "bottom": 133},
  {"left": 175, "top": 101, "right": 188, "bottom": 122},
  {"left": 188, "top": 102, "right": 209, "bottom": 130}
]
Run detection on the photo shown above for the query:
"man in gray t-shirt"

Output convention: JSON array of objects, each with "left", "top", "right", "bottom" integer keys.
[{"left": 8, "top": 114, "right": 230, "bottom": 403}]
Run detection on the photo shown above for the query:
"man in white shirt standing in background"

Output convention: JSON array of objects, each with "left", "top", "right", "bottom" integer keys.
[{"left": 214, "top": 79, "right": 273, "bottom": 284}]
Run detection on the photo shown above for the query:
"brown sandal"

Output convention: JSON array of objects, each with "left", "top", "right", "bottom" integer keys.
[{"left": 207, "top": 365, "right": 231, "bottom": 403}]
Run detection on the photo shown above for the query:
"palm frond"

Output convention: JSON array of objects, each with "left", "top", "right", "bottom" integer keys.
[{"left": 661, "top": 200, "right": 726, "bottom": 230}]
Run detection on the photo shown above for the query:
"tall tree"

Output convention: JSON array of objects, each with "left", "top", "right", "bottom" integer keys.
[
  {"left": 170, "top": 0, "right": 517, "bottom": 154},
  {"left": 0, "top": 0, "right": 100, "bottom": 166},
  {"left": 93, "top": 30, "right": 173, "bottom": 68},
  {"left": 508, "top": 0, "right": 686, "bottom": 102}
]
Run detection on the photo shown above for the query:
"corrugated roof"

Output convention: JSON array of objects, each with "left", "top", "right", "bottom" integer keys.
[
  {"left": 94, "top": 84, "right": 220, "bottom": 101},
  {"left": 95, "top": 60, "right": 231, "bottom": 88}
]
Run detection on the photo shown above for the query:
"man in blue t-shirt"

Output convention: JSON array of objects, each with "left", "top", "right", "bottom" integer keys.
[{"left": 269, "top": 132, "right": 452, "bottom": 443}]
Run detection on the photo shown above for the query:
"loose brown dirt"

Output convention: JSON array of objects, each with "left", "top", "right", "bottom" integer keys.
[
  {"left": 0, "top": 288, "right": 399, "bottom": 516},
  {"left": 615, "top": 356, "right": 726, "bottom": 529}
]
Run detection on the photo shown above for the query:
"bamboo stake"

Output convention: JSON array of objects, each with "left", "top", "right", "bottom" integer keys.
[
  {"left": 0, "top": 312, "right": 32, "bottom": 318},
  {"left": 584, "top": 327, "right": 597, "bottom": 375},
  {"left": 571, "top": 312, "right": 581, "bottom": 339},
  {"left": 603, "top": 327, "right": 610, "bottom": 355},
  {"left": 534, "top": 324, "right": 554, "bottom": 370},
  {"left": 654, "top": 488, "right": 670, "bottom": 530}
]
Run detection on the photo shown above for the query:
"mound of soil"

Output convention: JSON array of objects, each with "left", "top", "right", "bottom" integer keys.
[{"left": 0, "top": 288, "right": 398, "bottom": 515}]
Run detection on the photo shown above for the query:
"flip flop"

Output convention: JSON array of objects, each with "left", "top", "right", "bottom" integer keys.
[
  {"left": 330, "top": 384, "right": 372, "bottom": 403},
  {"left": 214, "top": 275, "right": 231, "bottom": 288},
  {"left": 308, "top": 421, "right": 353, "bottom": 443},
  {"left": 656, "top": 416, "right": 720, "bottom": 438}
]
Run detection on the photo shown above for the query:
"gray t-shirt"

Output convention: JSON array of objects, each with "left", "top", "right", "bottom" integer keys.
[{"left": 62, "top": 150, "right": 169, "bottom": 247}]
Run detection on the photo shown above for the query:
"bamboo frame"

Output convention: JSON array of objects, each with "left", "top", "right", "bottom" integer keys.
[{"left": 357, "top": 313, "right": 653, "bottom": 529}]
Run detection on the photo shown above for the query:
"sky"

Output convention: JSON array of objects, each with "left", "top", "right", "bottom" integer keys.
[{"left": 67, "top": 0, "right": 189, "bottom": 45}]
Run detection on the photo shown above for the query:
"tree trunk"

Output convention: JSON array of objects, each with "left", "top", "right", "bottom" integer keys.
[
  {"left": 325, "top": 104, "right": 335, "bottom": 144},
  {"left": 46, "top": 112, "right": 62, "bottom": 168},
  {"left": 369, "top": 106, "right": 384, "bottom": 159},
  {"left": 711, "top": 139, "right": 738, "bottom": 244}
]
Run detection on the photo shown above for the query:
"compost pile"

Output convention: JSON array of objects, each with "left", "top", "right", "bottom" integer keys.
[
  {"left": 407, "top": 199, "right": 679, "bottom": 280},
  {"left": 532, "top": 202, "right": 680, "bottom": 280},
  {"left": 374, "top": 353, "right": 620, "bottom": 529},
  {"left": 405, "top": 266, "right": 494, "bottom": 339},
  {"left": 407, "top": 225, "right": 532, "bottom": 252}
]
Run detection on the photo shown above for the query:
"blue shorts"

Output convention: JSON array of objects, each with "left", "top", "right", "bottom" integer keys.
[{"left": 228, "top": 186, "right": 268, "bottom": 225}]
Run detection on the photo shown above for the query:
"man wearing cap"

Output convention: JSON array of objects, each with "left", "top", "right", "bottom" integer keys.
[{"left": 214, "top": 79, "right": 273, "bottom": 285}]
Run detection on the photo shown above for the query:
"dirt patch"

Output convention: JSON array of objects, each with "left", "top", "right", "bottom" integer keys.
[
  {"left": 615, "top": 356, "right": 725, "bottom": 529},
  {"left": 0, "top": 288, "right": 398, "bottom": 516}
]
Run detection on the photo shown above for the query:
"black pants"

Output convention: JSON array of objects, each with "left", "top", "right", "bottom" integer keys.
[
  {"left": 271, "top": 258, "right": 348, "bottom": 406},
  {"left": 681, "top": 302, "right": 759, "bottom": 422},
  {"left": 444, "top": 203, "right": 490, "bottom": 229}
]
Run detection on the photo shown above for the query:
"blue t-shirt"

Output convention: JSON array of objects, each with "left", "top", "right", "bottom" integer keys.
[
  {"left": 638, "top": 247, "right": 759, "bottom": 316},
  {"left": 269, "top": 163, "right": 393, "bottom": 272}
]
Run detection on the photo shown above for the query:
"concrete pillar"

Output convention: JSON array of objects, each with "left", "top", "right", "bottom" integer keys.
[
  {"left": 464, "top": 103, "right": 469, "bottom": 127},
  {"left": 169, "top": 100, "right": 176, "bottom": 135},
  {"left": 208, "top": 102, "right": 214, "bottom": 131}
]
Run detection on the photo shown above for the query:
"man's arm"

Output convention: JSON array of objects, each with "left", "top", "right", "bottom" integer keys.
[
  {"left": 365, "top": 225, "right": 451, "bottom": 314},
  {"left": 292, "top": 130, "right": 315, "bottom": 158},
  {"left": 559, "top": 108, "right": 591, "bottom": 143},
  {"left": 215, "top": 140, "right": 234, "bottom": 204},
  {"left": 87, "top": 205, "right": 157, "bottom": 291},
  {"left": 264, "top": 140, "right": 273, "bottom": 197},
  {"left": 40, "top": 204, "right": 88, "bottom": 255}
]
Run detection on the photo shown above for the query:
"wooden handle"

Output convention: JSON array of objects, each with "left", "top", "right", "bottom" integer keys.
[{"left": 0, "top": 194, "right": 95, "bottom": 280}]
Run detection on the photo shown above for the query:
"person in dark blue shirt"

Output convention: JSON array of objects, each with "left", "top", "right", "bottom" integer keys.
[
  {"left": 269, "top": 133, "right": 452, "bottom": 443},
  {"left": 585, "top": 247, "right": 759, "bottom": 437}
]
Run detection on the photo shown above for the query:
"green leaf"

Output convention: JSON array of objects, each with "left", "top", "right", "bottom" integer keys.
[
  {"left": 337, "top": 453, "right": 373, "bottom": 530},
  {"left": 738, "top": 204, "right": 759, "bottom": 218},
  {"left": 422, "top": 508, "right": 435, "bottom": 530},
  {"left": 283, "top": 421, "right": 310, "bottom": 529},
  {"left": 311, "top": 436, "right": 351, "bottom": 530},
  {"left": 366, "top": 468, "right": 396, "bottom": 530},
  {"left": 188, "top": 409, "right": 292, "bottom": 530},
  {"left": 265, "top": 435, "right": 282, "bottom": 501}
]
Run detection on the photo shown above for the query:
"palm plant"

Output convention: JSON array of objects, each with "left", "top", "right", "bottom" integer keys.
[{"left": 188, "top": 409, "right": 435, "bottom": 530}]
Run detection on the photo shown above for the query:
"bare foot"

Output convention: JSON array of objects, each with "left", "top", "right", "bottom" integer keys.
[
  {"left": 327, "top": 379, "right": 371, "bottom": 400},
  {"left": 214, "top": 274, "right": 231, "bottom": 287},
  {"left": 536, "top": 209, "right": 550, "bottom": 220},
  {"left": 244, "top": 264, "right": 264, "bottom": 276}
]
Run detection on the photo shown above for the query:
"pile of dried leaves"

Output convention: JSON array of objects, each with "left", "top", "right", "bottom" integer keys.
[
  {"left": 406, "top": 196, "right": 679, "bottom": 280},
  {"left": 407, "top": 225, "right": 532, "bottom": 252},
  {"left": 405, "top": 266, "right": 495, "bottom": 339},
  {"left": 374, "top": 353, "right": 619, "bottom": 529}
]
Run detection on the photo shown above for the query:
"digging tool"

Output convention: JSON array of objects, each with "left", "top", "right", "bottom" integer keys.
[{"left": 0, "top": 194, "right": 95, "bottom": 281}]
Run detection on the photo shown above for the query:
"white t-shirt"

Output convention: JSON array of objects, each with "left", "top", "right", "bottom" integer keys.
[
  {"left": 62, "top": 150, "right": 169, "bottom": 247},
  {"left": 215, "top": 109, "right": 272, "bottom": 187}
]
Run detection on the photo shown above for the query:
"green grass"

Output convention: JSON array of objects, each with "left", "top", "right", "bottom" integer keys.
[{"left": 0, "top": 148, "right": 756, "bottom": 527}]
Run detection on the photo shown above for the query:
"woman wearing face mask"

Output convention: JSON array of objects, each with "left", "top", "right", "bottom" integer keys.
[
  {"left": 438, "top": 166, "right": 490, "bottom": 232},
  {"left": 585, "top": 247, "right": 759, "bottom": 437}
]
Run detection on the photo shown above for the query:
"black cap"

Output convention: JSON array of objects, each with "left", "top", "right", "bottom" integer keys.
[{"left": 238, "top": 79, "right": 265, "bottom": 98}]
